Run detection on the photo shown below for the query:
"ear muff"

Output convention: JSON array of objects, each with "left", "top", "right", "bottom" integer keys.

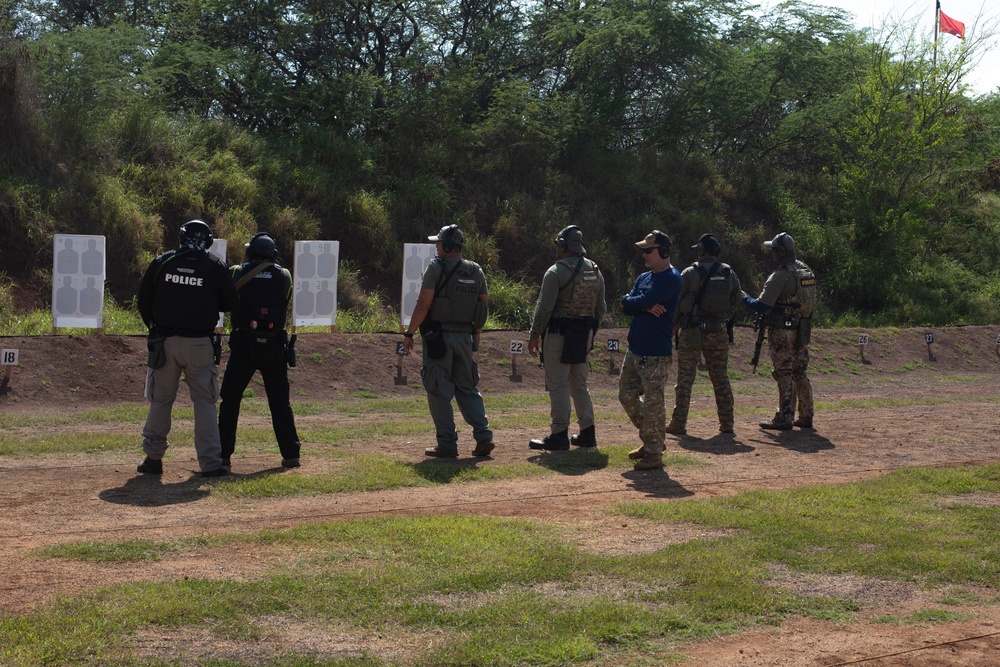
[
  {"left": 555, "top": 225, "right": 581, "bottom": 251},
  {"left": 652, "top": 230, "right": 671, "bottom": 259},
  {"left": 441, "top": 230, "right": 456, "bottom": 253},
  {"left": 771, "top": 233, "right": 789, "bottom": 257}
]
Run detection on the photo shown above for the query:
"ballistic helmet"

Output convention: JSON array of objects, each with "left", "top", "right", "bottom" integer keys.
[
  {"left": 555, "top": 225, "right": 586, "bottom": 254},
  {"left": 178, "top": 219, "right": 214, "bottom": 250},
  {"left": 245, "top": 233, "right": 277, "bottom": 260},
  {"left": 429, "top": 225, "right": 464, "bottom": 252}
]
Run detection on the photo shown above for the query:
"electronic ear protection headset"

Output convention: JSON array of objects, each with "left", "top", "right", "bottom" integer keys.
[
  {"left": 439, "top": 225, "right": 459, "bottom": 253},
  {"left": 651, "top": 230, "right": 671, "bottom": 259},
  {"left": 556, "top": 225, "right": 582, "bottom": 251}
]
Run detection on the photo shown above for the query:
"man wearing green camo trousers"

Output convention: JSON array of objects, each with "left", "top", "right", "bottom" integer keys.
[
  {"left": 528, "top": 226, "right": 608, "bottom": 451},
  {"left": 619, "top": 231, "right": 683, "bottom": 471},
  {"left": 403, "top": 225, "right": 495, "bottom": 458},
  {"left": 742, "top": 232, "right": 818, "bottom": 430},
  {"left": 668, "top": 234, "right": 742, "bottom": 435}
]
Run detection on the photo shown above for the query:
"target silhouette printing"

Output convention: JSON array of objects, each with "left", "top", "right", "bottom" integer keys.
[
  {"left": 52, "top": 235, "right": 106, "bottom": 331},
  {"left": 400, "top": 243, "right": 436, "bottom": 327},
  {"left": 293, "top": 241, "right": 340, "bottom": 329}
]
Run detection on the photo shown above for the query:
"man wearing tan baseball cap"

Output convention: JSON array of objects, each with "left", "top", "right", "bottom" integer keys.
[{"left": 618, "top": 230, "right": 682, "bottom": 470}]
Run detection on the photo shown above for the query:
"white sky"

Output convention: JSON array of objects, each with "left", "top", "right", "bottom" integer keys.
[{"left": 785, "top": 0, "right": 1000, "bottom": 96}]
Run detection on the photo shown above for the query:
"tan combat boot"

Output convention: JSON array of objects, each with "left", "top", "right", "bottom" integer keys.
[
  {"left": 665, "top": 421, "right": 687, "bottom": 435},
  {"left": 633, "top": 455, "right": 664, "bottom": 471},
  {"left": 627, "top": 445, "right": 646, "bottom": 460}
]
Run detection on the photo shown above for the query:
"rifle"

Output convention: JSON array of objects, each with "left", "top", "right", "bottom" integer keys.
[{"left": 750, "top": 314, "right": 766, "bottom": 373}]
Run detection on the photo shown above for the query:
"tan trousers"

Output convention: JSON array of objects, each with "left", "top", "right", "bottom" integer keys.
[
  {"left": 142, "top": 335, "right": 224, "bottom": 472},
  {"left": 542, "top": 331, "right": 595, "bottom": 434}
]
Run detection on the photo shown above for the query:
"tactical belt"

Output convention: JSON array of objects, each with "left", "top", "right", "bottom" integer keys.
[{"left": 548, "top": 316, "right": 595, "bottom": 334}]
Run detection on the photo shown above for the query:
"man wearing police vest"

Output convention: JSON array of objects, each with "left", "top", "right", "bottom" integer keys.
[
  {"left": 668, "top": 233, "right": 742, "bottom": 435},
  {"left": 742, "top": 232, "right": 818, "bottom": 430},
  {"left": 218, "top": 233, "right": 302, "bottom": 469},
  {"left": 137, "top": 220, "right": 240, "bottom": 477},
  {"left": 527, "top": 226, "right": 607, "bottom": 451},
  {"left": 403, "top": 225, "right": 494, "bottom": 458}
]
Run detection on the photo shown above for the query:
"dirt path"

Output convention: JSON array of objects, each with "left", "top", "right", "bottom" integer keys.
[{"left": 1, "top": 327, "right": 999, "bottom": 665}]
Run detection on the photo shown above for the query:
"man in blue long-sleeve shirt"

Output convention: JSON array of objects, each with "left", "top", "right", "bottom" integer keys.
[{"left": 619, "top": 230, "right": 683, "bottom": 470}]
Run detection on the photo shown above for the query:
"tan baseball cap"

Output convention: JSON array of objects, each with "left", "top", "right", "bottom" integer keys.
[{"left": 635, "top": 230, "right": 671, "bottom": 253}]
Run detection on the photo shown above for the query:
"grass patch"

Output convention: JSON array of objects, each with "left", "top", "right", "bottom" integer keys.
[
  {"left": 15, "top": 467, "right": 1000, "bottom": 665},
  {"left": 613, "top": 465, "right": 1000, "bottom": 586},
  {"left": 37, "top": 540, "right": 186, "bottom": 562}
]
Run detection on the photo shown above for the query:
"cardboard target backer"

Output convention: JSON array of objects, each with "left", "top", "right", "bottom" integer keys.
[
  {"left": 209, "top": 239, "right": 228, "bottom": 329},
  {"left": 400, "top": 243, "right": 437, "bottom": 326},
  {"left": 52, "top": 234, "right": 106, "bottom": 329},
  {"left": 293, "top": 241, "right": 339, "bottom": 327}
]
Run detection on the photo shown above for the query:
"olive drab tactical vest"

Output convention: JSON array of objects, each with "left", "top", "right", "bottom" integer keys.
[
  {"left": 435, "top": 259, "right": 483, "bottom": 327},
  {"left": 561, "top": 258, "right": 601, "bottom": 318},
  {"left": 777, "top": 260, "right": 818, "bottom": 317},
  {"left": 694, "top": 262, "right": 734, "bottom": 318}
]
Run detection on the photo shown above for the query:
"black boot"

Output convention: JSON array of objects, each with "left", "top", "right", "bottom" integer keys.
[
  {"left": 529, "top": 430, "right": 570, "bottom": 451},
  {"left": 570, "top": 425, "right": 597, "bottom": 448}
]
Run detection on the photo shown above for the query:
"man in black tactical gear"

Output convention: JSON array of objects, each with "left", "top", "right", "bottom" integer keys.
[
  {"left": 218, "top": 233, "right": 303, "bottom": 469},
  {"left": 137, "top": 220, "right": 240, "bottom": 477}
]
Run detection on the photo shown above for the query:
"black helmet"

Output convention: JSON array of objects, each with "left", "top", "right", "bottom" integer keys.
[
  {"left": 179, "top": 220, "right": 214, "bottom": 250},
  {"left": 245, "top": 233, "right": 277, "bottom": 260},
  {"left": 556, "top": 225, "right": 585, "bottom": 254},
  {"left": 428, "top": 224, "right": 464, "bottom": 252}
]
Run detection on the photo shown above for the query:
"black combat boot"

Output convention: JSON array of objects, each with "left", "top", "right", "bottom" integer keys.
[
  {"left": 570, "top": 425, "right": 597, "bottom": 448},
  {"left": 529, "top": 430, "right": 570, "bottom": 451}
]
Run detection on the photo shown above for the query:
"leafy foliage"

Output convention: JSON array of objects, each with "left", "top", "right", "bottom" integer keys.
[{"left": 2, "top": 0, "right": 1000, "bottom": 328}]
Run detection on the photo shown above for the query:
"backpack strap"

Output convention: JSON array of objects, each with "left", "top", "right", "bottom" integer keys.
[{"left": 236, "top": 262, "right": 273, "bottom": 289}]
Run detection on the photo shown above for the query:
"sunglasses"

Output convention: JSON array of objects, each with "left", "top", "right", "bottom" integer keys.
[{"left": 641, "top": 247, "right": 658, "bottom": 254}]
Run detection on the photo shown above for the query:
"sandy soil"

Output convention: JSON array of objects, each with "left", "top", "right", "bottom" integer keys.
[{"left": 1, "top": 326, "right": 999, "bottom": 665}]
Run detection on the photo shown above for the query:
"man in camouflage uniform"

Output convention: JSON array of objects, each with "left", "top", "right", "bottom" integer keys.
[
  {"left": 528, "top": 226, "right": 607, "bottom": 451},
  {"left": 742, "top": 232, "right": 817, "bottom": 430},
  {"left": 619, "top": 231, "right": 683, "bottom": 470},
  {"left": 668, "top": 234, "right": 742, "bottom": 435},
  {"left": 403, "top": 225, "right": 495, "bottom": 457}
]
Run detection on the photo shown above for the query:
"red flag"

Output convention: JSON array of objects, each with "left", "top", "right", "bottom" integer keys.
[{"left": 939, "top": 9, "right": 965, "bottom": 39}]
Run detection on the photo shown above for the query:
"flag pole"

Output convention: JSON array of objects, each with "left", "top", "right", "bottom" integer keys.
[{"left": 933, "top": 0, "right": 939, "bottom": 69}]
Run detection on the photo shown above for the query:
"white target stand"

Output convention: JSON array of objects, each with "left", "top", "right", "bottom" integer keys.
[
  {"left": 606, "top": 339, "right": 621, "bottom": 376},
  {"left": 394, "top": 340, "right": 408, "bottom": 386},
  {"left": 509, "top": 340, "right": 524, "bottom": 382},
  {"left": 1, "top": 348, "right": 18, "bottom": 397},
  {"left": 858, "top": 333, "right": 869, "bottom": 364}
]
